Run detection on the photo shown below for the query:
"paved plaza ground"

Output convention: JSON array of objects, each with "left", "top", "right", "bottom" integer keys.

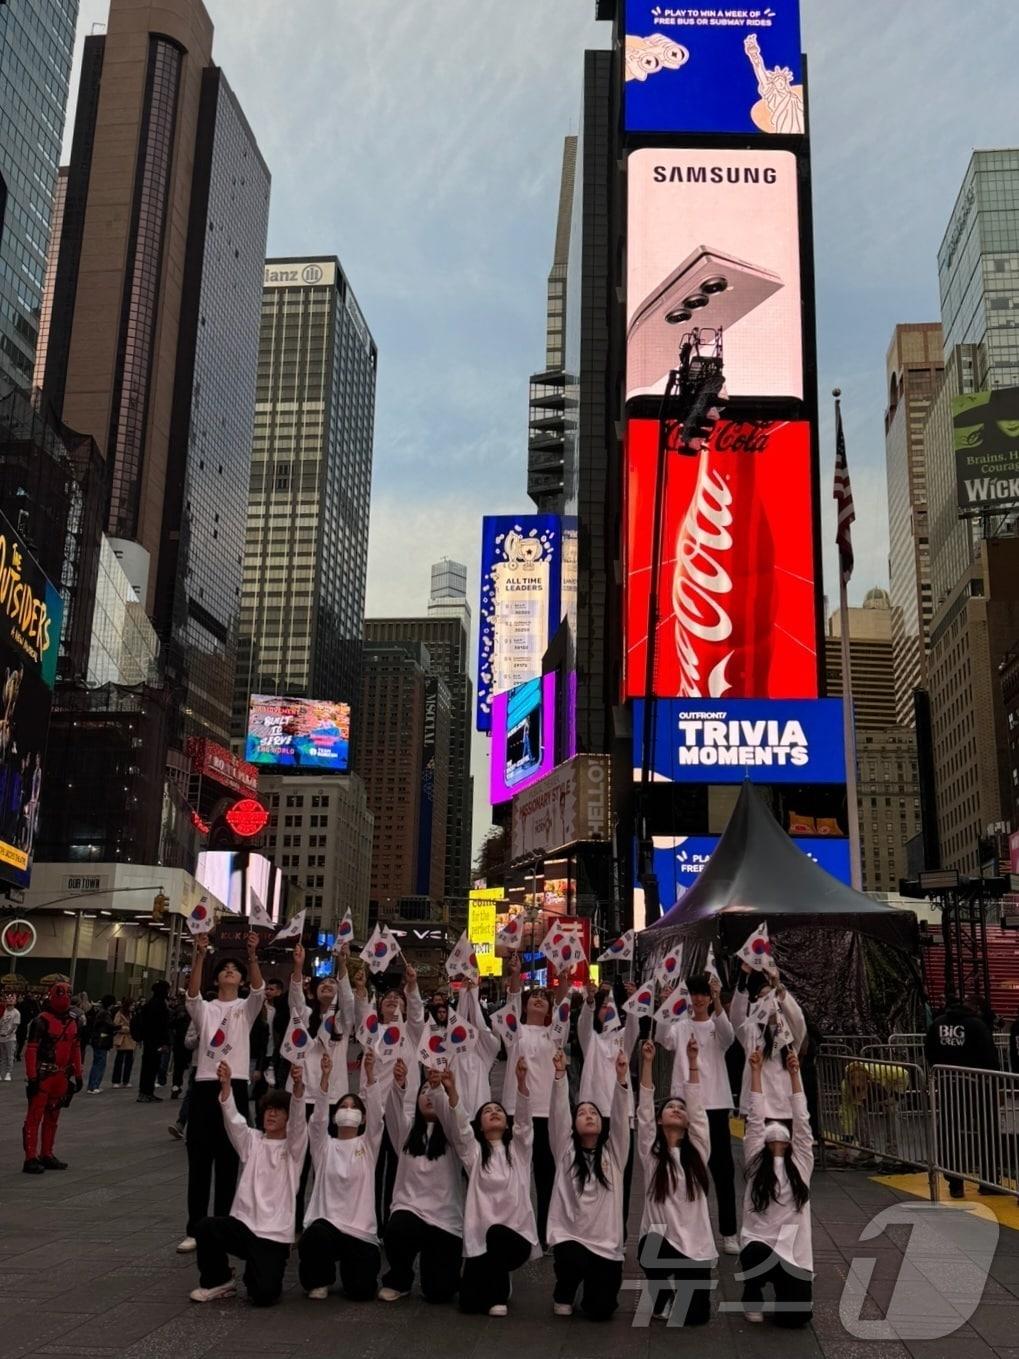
[{"left": 2, "top": 1078, "right": 1019, "bottom": 1359}]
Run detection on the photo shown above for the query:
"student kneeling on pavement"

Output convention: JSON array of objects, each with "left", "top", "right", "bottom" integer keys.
[{"left": 190, "top": 1060, "right": 308, "bottom": 1306}]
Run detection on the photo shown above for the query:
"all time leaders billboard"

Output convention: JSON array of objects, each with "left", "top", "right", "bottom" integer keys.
[
  {"left": 624, "top": 418, "right": 817, "bottom": 700},
  {"left": 627, "top": 149, "right": 803, "bottom": 403},
  {"left": 624, "top": 1, "right": 804, "bottom": 137},
  {"left": 953, "top": 389, "right": 1019, "bottom": 512},
  {"left": 477, "top": 515, "right": 560, "bottom": 732},
  {"left": 0, "top": 513, "right": 64, "bottom": 888},
  {"left": 245, "top": 696, "right": 351, "bottom": 771}
]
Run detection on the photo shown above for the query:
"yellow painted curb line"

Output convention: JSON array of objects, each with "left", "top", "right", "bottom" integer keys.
[{"left": 873, "top": 1171, "right": 1019, "bottom": 1233}]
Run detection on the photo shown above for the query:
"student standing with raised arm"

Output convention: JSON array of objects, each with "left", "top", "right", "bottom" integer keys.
[
  {"left": 731, "top": 962, "right": 806, "bottom": 1119},
  {"left": 547, "top": 1045, "right": 630, "bottom": 1320},
  {"left": 190, "top": 1061, "right": 308, "bottom": 1306},
  {"left": 179, "top": 931, "right": 265, "bottom": 1256}
]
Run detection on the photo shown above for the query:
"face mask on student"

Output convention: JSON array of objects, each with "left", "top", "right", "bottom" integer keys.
[{"left": 334, "top": 1108, "right": 362, "bottom": 1129}]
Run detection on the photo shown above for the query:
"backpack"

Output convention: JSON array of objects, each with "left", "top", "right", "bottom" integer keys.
[{"left": 129, "top": 1003, "right": 146, "bottom": 1043}]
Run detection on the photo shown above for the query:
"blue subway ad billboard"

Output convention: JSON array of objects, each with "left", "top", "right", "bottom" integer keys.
[
  {"left": 635, "top": 834, "right": 852, "bottom": 913},
  {"left": 477, "top": 516, "right": 560, "bottom": 733},
  {"left": 634, "top": 699, "right": 847, "bottom": 784},
  {"left": 624, "top": 2, "right": 804, "bottom": 138}
]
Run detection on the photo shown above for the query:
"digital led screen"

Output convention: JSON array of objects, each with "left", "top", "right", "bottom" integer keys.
[
  {"left": 952, "top": 389, "right": 1019, "bottom": 512},
  {"left": 627, "top": 149, "right": 803, "bottom": 402},
  {"left": 477, "top": 516, "right": 560, "bottom": 732},
  {"left": 195, "top": 850, "right": 284, "bottom": 921},
  {"left": 634, "top": 698, "right": 847, "bottom": 785},
  {"left": 624, "top": 418, "right": 817, "bottom": 700},
  {"left": 245, "top": 695, "right": 350, "bottom": 771},
  {"left": 624, "top": 1, "right": 804, "bottom": 137},
  {"left": 490, "top": 673, "right": 556, "bottom": 805}
]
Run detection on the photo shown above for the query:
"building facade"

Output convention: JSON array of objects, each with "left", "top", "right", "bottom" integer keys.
[
  {"left": 0, "top": 0, "right": 78, "bottom": 388},
  {"left": 260, "top": 773, "right": 373, "bottom": 938},
  {"left": 884, "top": 324, "right": 943, "bottom": 726},
  {"left": 233, "top": 257, "right": 377, "bottom": 740}
]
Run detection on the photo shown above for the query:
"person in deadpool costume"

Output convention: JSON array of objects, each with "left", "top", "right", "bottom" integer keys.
[{"left": 22, "top": 979, "right": 82, "bottom": 1173}]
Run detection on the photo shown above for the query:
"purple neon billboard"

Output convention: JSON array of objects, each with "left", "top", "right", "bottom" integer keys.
[{"left": 490, "top": 674, "right": 557, "bottom": 805}]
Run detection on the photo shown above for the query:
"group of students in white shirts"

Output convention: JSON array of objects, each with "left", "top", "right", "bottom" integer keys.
[{"left": 180, "top": 934, "right": 815, "bottom": 1328}]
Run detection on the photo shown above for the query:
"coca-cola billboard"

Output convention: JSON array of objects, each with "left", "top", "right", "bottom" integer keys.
[{"left": 624, "top": 417, "right": 818, "bottom": 700}]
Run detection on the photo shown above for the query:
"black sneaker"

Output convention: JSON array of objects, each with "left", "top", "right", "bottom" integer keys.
[
  {"left": 949, "top": 1183, "right": 966, "bottom": 1200},
  {"left": 39, "top": 1155, "right": 67, "bottom": 1170},
  {"left": 22, "top": 1158, "right": 45, "bottom": 1175}
]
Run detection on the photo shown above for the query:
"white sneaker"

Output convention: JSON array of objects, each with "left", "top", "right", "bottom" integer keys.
[
  {"left": 488, "top": 1304, "right": 508, "bottom": 1317},
  {"left": 720, "top": 1235, "right": 740, "bottom": 1255},
  {"left": 745, "top": 1310, "right": 765, "bottom": 1323},
  {"left": 377, "top": 1286, "right": 409, "bottom": 1302},
  {"left": 190, "top": 1282, "right": 235, "bottom": 1303},
  {"left": 307, "top": 1287, "right": 329, "bottom": 1300},
  {"left": 553, "top": 1302, "right": 574, "bottom": 1316},
  {"left": 110, "top": 1082, "right": 120, "bottom": 1088},
  {"left": 3, "top": 1073, "right": 11, "bottom": 1081},
  {"left": 176, "top": 1236, "right": 198, "bottom": 1254}
]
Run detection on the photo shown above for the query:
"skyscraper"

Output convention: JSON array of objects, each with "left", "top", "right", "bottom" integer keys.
[
  {"left": 884, "top": 323, "right": 943, "bottom": 726},
  {"left": 0, "top": 0, "right": 78, "bottom": 388},
  {"left": 40, "top": 0, "right": 270, "bottom": 745},
  {"left": 233, "top": 257, "right": 377, "bottom": 738}
]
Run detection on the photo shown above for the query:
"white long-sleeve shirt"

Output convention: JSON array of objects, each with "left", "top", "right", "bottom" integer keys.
[
  {"left": 187, "top": 985, "right": 266, "bottom": 1082},
  {"left": 434, "top": 1084, "right": 538, "bottom": 1259},
  {"left": 451, "top": 986, "right": 501, "bottom": 1120},
  {"left": 636, "top": 1082, "right": 716, "bottom": 1264},
  {"left": 287, "top": 973, "right": 355, "bottom": 1104},
  {"left": 546, "top": 1070, "right": 629, "bottom": 1261},
  {"left": 657, "top": 1010, "right": 735, "bottom": 1108},
  {"left": 0, "top": 1006, "right": 20, "bottom": 1041},
  {"left": 385, "top": 1080, "right": 464, "bottom": 1239},
  {"left": 500, "top": 991, "right": 555, "bottom": 1118},
  {"left": 740, "top": 1090, "right": 813, "bottom": 1274},
  {"left": 305, "top": 1080, "right": 385, "bottom": 1244},
  {"left": 731, "top": 988, "right": 806, "bottom": 1119},
  {"left": 577, "top": 1001, "right": 639, "bottom": 1120},
  {"left": 221, "top": 1091, "right": 307, "bottom": 1244},
  {"left": 354, "top": 987, "right": 425, "bottom": 1101}
]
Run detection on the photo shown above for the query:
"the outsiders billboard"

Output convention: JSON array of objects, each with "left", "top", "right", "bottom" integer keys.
[
  {"left": 490, "top": 674, "right": 556, "bottom": 805},
  {"left": 0, "top": 514, "right": 64, "bottom": 888},
  {"left": 634, "top": 833, "right": 851, "bottom": 914},
  {"left": 245, "top": 695, "right": 351, "bottom": 771},
  {"left": 953, "top": 389, "right": 1019, "bottom": 512},
  {"left": 634, "top": 698, "right": 846, "bottom": 784},
  {"left": 627, "top": 149, "right": 803, "bottom": 403},
  {"left": 478, "top": 516, "right": 560, "bottom": 732},
  {"left": 624, "top": 1, "right": 804, "bottom": 138},
  {"left": 624, "top": 418, "right": 817, "bottom": 700}
]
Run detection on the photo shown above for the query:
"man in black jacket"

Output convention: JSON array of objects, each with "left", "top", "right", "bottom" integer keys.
[
  {"left": 137, "top": 981, "right": 171, "bottom": 1103},
  {"left": 925, "top": 996, "right": 999, "bottom": 1199}
]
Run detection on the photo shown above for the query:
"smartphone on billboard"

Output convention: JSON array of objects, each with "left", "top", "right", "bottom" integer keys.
[
  {"left": 627, "top": 246, "right": 783, "bottom": 396},
  {"left": 504, "top": 677, "right": 544, "bottom": 788}
]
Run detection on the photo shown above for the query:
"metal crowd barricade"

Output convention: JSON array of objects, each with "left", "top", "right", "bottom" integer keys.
[
  {"left": 820, "top": 1033, "right": 881, "bottom": 1056},
  {"left": 994, "top": 1032, "right": 1012, "bottom": 1071},
  {"left": 863, "top": 1038, "right": 928, "bottom": 1069},
  {"left": 816, "top": 1052, "right": 935, "bottom": 1194},
  {"left": 930, "top": 1064, "right": 1019, "bottom": 1195}
]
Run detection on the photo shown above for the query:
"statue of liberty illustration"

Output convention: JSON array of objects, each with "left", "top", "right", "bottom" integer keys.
[{"left": 743, "top": 34, "right": 805, "bottom": 135}]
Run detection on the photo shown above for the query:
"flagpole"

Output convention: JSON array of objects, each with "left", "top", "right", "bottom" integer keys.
[{"left": 834, "top": 389, "right": 863, "bottom": 891}]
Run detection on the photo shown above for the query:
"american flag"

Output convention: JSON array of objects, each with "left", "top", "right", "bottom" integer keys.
[{"left": 833, "top": 397, "right": 855, "bottom": 584}]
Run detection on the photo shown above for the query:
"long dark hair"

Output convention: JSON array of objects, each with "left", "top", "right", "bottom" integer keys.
[
  {"left": 747, "top": 1145, "right": 810, "bottom": 1213},
  {"left": 471, "top": 1101, "right": 512, "bottom": 1167},
  {"left": 571, "top": 1105, "right": 611, "bottom": 1191},
  {"left": 649, "top": 1101, "right": 711, "bottom": 1204},
  {"left": 592, "top": 979, "right": 627, "bottom": 1036},
  {"left": 335, "top": 1092, "right": 367, "bottom": 1137},
  {"left": 306, "top": 979, "right": 342, "bottom": 1040},
  {"left": 761, "top": 1022, "right": 792, "bottom": 1067},
  {"left": 403, "top": 1082, "right": 449, "bottom": 1161}
]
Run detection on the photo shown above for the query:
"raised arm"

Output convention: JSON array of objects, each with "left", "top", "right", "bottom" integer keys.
[
  {"left": 729, "top": 978, "right": 749, "bottom": 1032},
  {"left": 683, "top": 1037, "right": 711, "bottom": 1164},
  {"left": 288, "top": 941, "right": 310, "bottom": 1023},
  {"left": 245, "top": 931, "right": 264, "bottom": 996},
  {"left": 187, "top": 930, "right": 208, "bottom": 1002},
  {"left": 308, "top": 1095, "right": 330, "bottom": 1165},
  {"left": 335, "top": 949, "right": 355, "bottom": 1032},
  {"left": 511, "top": 1058, "right": 533, "bottom": 1160},
  {"left": 362, "top": 1068, "right": 386, "bottom": 1158},
  {"left": 384, "top": 1058, "right": 412, "bottom": 1149},
  {"left": 577, "top": 985, "right": 595, "bottom": 1054},
  {"left": 786, "top": 1051, "right": 814, "bottom": 1178},
  {"left": 743, "top": 1048, "right": 766, "bottom": 1163},
  {"left": 608, "top": 1047, "right": 631, "bottom": 1170},
  {"left": 217, "top": 1062, "right": 253, "bottom": 1161},
  {"left": 776, "top": 986, "right": 806, "bottom": 1051},
  {"left": 404, "top": 962, "right": 424, "bottom": 1029},
  {"left": 430, "top": 1068, "right": 478, "bottom": 1171},
  {"left": 459, "top": 982, "right": 500, "bottom": 1062},
  {"left": 287, "top": 1066, "right": 309, "bottom": 1163},
  {"left": 549, "top": 1048, "right": 572, "bottom": 1161}
]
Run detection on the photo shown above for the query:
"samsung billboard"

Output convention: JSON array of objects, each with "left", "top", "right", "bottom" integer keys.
[
  {"left": 624, "top": 1, "right": 804, "bottom": 137},
  {"left": 627, "top": 149, "right": 803, "bottom": 403},
  {"left": 634, "top": 698, "right": 847, "bottom": 784}
]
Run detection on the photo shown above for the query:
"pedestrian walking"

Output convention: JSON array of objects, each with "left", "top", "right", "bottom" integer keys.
[
  {"left": 86, "top": 994, "right": 117, "bottom": 1092},
  {"left": 110, "top": 999, "right": 137, "bottom": 1088},
  {"left": 738, "top": 1048, "right": 813, "bottom": 1326},
  {"left": 0, "top": 991, "right": 20, "bottom": 1080},
  {"left": 190, "top": 1060, "right": 308, "bottom": 1306}
]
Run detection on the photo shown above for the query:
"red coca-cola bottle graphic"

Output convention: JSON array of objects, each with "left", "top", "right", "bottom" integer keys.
[{"left": 670, "top": 424, "right": 777, "bottom": 698}]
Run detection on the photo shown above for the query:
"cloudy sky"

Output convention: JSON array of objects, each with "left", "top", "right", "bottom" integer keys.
[{"left": 64, "top": 0, "right": 1019, "bottom": 854}]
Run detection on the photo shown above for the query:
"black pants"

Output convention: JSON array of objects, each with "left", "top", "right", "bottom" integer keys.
[
  {"left": 459, "top": 1226, "right": 532, "bottom": 1313},
  {"left": 111, "top": 1049, "right": 134, "bottom": 1085},
  {"left": 138, "top": 1043, "right": 161, "bottom": 1097},
  {"left": 706, "top": 1107, "right": 738, "bottom": 1237},
  {"left": 382, "top": 1209, "right": 462, "bottom": 1302},
  {"left": 298, "top": 1218, "right": 380, "bottom": 1299},
  {"left": 532, "top": 1116, "right": 555, "bottom": 1248},
  {"left": 553, "top": 1241, "right": 622, "bottom": 1320},
  {"left": 195, "top": 1214, "right": 289, "bottom": 1307},
  {"left": 374, "top": 1126, "right": 400, "bottom": 1231},
  {"left": 186, "top": 1079, "right": 249, "bottom": 1237},
  {"left": 621, "top": 1127, "right": 635, "bottom": 1235},
  {"left": 739, "top": 1240, "right": 813, "bottom": 1327},
  {"left": 638, "top": 1232, "right": 713, "bottom": 1325}
]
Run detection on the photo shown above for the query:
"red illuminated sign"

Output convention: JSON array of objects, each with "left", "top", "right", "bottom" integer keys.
[
  {"left": 224, "top": 798, "right": 269, "bottom": 839},
  {"left": 624, "top": 418, "right": 818, "bottom": 700},
  {"left": 185, "top": 737, "right": 258, "bottom": 796}
]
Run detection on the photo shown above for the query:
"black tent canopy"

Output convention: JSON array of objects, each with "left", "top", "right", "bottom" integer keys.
[{"left": 646, "top": 782, "right": 917, "bottom": 951}]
